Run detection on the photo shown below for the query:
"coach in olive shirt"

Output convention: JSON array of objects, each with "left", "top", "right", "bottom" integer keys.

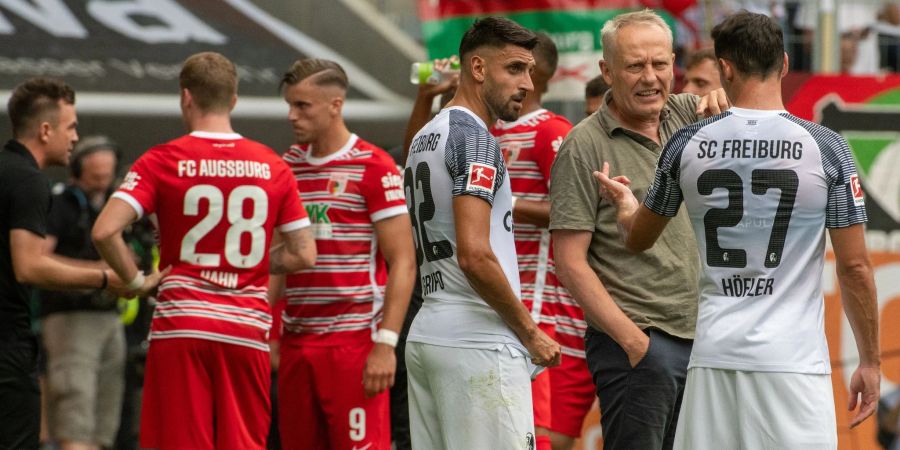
[{"left": 550, "top": 10, "right": 725, "bottom": 450}]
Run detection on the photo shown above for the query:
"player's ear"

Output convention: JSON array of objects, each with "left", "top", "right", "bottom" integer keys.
[
  {"left": 471, "top": 54, "right": 486, "bottom": 83},
  {"left": 180, "top": 88, "right": 192, "bottom": 110},
  {"left": 600, "top": 60, "right": 612, "bottom": 86},
  {"left": 330, "top": 96, "right": 344, "bottom": 116},
  {"left": 37, "top": 120, "right": 51, "bottom": 144},
  {"left": 228, "top": 94, "right": 237, "bottom": 112}
]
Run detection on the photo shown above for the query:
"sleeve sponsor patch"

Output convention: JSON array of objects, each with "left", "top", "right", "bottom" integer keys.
[
  {"left": 850, "top": 174, "right": 865, "bottom": 206},
  {"left": 466, "top": 162, "right": 496, "bottom": 193}
]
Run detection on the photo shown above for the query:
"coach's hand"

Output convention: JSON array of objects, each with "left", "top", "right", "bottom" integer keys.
[
  {"left": 624, "top": 332, "right": 651, "bottom": 368},
  {"left": 363, "top": 343, "right": 396, "bottom": 398},
  {"left": 847, "top": 365, "right": 880, "bottom": 428},
  {"left": 696, "top": 87, "right": 731, "bottom": 117},
  {"left": 525, "top": 327, "right": 561, "bottom": 367}
]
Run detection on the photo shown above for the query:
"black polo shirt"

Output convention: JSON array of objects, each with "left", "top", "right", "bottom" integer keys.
[{"left": 0, "top": 139, "right": 51, "bottom": 341}]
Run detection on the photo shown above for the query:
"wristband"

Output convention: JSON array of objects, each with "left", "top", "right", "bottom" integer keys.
[
  {"left": 99, "top": 270, "right": 108, "bottom": 290},
  {"left": 126, "top": 272, "right": 146, "bottom": 291},
  {"left": 374, "top": 329, "right": 400, "bottom": 348}
]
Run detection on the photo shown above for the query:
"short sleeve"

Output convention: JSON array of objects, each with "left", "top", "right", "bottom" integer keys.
[
  {"left": 273, "top": 162, "right": 310, "bottom": 232},
  {"left": 644, "top": 135, "right": 686, "bottom": 217},
  {"left": 9, "top": 173, "right": 50, "bottom": 236},
  {"left": 822, "top": 135, "right": 867, "bottom": 228},
  {"left": 362, "top": 155, "right": 408, "bottom": 223},
  {"left": 445, "top": 110, "right": 505, "bottom": 205},
  {"left": 111, "top": 151, "right": 159, "bottom": 218},
  {"left": 534, "top": 117, "right": 572, "bottom": 185},
  {"left": 548, "top": 138, "right": 599, "bottom": 231}
]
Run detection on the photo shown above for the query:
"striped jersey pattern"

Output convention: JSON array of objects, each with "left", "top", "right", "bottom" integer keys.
[
  {"left": 281, "top": 134, "right": 407, "bottom": 346},
  {"left": 113, "top": 131, "right": 310, "bottom": 352},
  {"left": 491, "top": 109, "right": 583, "bottom": 356}
]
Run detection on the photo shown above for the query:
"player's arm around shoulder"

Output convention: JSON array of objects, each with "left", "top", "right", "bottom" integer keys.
[
  {"left": 454, "top": 195, "right": 560, "bottom": 367},
  {"left": 830, "top": 224, "right": 880, "bottom": 428}
]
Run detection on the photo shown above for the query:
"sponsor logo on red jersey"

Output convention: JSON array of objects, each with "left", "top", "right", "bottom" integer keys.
[
  {"left": 466, "top": 162, "right": 496, "bottom": 193},
  {"left": 327, "top": 172, "right": 349, "bottom": 196}
]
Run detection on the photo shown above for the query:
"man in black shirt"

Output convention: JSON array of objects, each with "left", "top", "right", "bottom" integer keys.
[{"left": 0, "top": 78, "right": 154, "bottom": 449}]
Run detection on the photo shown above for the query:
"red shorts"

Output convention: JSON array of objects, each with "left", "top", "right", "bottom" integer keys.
[
  {"left": 140, "top": 338, "right": 270, "bottom": 450},
  {"left": 549, "top": 352, "right": 595, "bottom": 438},
  {"left": 532, "top": 322, "right": 555, "bottom": 430},
  {"left": 278, "top": 340, "right": 390, "bottom": 450}
]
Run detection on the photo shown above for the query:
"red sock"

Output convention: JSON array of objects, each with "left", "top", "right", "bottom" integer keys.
[{"left": 536, "top": 434, "right": 551, "bottom": 450}]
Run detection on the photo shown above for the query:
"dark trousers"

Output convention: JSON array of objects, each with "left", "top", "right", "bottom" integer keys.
[
  {"left": 585, "top": 327, "right": 692, "bottom": 450},
  {"left": 0, "top": 338, "right": 40, "bottom": 450}
]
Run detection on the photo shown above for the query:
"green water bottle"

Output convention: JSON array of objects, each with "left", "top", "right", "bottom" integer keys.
[{"left": 410, "top": 59, "right": 461, "bottom": 85}]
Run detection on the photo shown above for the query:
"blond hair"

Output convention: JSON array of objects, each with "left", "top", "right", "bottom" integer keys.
[{"left": 179, "top": 52, "right": 237, "bottom": 113}]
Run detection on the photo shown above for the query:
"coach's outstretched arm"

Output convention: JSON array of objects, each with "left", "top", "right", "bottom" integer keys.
[
  {"left": 11, "top": 228, "right": 125, "bottom": 293},
  {"left": 454, "top": 195, "right": 561, "bottom": 367},
  {"left": 92, "top": 198, "right": 168, "bottom": 296},
  {"left": 830, "top": 224, "right": 880, "bottom": 428},
  {"left": 594, "top": 162, "right": 670, "bottom": 252}
]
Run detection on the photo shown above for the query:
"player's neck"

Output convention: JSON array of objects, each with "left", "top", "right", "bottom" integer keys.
[
  {"left": 727, "top": 77, "right": 785, "bottom": 111},
  {"left": 520, "top": 92, "right": 543, "bottom": 116},
  {"left": 309, "top": 125, "right": 352, "bottom": 158},
  {"left": 16, "top": 138, "right": 48, "bottom": 168},
  {"left": 447, "top": 86, "right": 495, "bottom": 127},
  {"left": 188, "top": 113, "right": 235, "bottom": 135}
]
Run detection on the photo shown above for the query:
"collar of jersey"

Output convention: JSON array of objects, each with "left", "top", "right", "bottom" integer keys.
[
  {"left": 305, "top": 133, "right": 358, "bottom": 166},
  {"left": 190, "top": 131, "right": 243, "bottom": 140},
  {"left": 444, "top": 106, "right": 488, "bottom": 130},
  {"left": 493, "top": 108, "right": 548, "bottom": 130},
  {"left": 727, "top": 107, "right": 788, "bottom": 118}
]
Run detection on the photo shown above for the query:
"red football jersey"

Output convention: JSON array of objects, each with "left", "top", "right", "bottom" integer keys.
[
  {"left": 492, "top": 109, "right": 585, "bottom": 357},
  {"left": 113, "top": 131, "right": 309, "bottom": 351},
  {"left": 281, "top": 134, "right": 407, "bottom": 347}
]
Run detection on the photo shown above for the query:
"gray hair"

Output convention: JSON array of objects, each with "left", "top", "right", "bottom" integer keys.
[{"left": 600, "top": 9, "right": 673, "bottom": 62}]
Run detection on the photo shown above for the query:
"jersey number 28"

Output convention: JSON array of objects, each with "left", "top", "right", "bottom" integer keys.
[{"left": 180, "top": 184, "right": 268, "bottom": 268}]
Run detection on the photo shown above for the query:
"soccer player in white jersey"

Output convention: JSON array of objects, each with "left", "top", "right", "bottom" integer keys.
[
  {"left": 405, "top": 17, "right": 561, "bottom": 449},
  {"left": 595, "top": 12, "right": 880, "bottom": 449},
  {"left": 489, "top": 33, "right": 573, "bottom": 450},
  {"left": 275, "top": 58, "right": 416, "bottom": 450},
  {"left": 92, "top": 52, "right": 318, "bottom": 449}
]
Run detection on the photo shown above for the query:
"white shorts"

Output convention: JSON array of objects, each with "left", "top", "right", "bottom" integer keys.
[
  {"left": 674, "top": 367, "right": 837, "bottom": 450},
  {"left": 406, "top": 341, "right": 535, "bottom": 450}
]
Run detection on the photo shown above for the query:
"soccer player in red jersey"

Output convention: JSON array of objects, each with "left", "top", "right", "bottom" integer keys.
[
  {"left": 275, "top": 59, "right": 416, "bottom": 450},
  {"left": 489, "top": 33, "right": 573, "bottom": 450},
  {"left": 92, "top": 52, "right": 317, "bottom": 450}
]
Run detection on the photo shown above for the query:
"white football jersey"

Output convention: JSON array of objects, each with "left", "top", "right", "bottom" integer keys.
[
  {"left": 644, "top": 107, "right": 867, "bottom": 374},
  {"left": 404, "top": 106, "right": 524, "bottom": 352}
]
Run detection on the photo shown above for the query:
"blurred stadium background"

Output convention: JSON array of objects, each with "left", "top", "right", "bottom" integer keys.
[{"left": 0, "top": 1, "right": 897, "bottom": 448}]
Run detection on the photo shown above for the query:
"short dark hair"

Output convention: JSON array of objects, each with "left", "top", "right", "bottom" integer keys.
[
  {"left": 458, "top": 17, "right": 538, "bottom": 60},
  {"left": 280, "top": 58, "right": 349, "bottom": 92},
  {"left": 7, "top": 77, "right": 75, "bottom": 138},
  {"left": 685, "top": 48, "right": 717, "bottom": 70},
  {"left": 532, "top": 32, "right": 559, "bottom": 85},
  {"left": 712, "top": 11, "right": 784, "bottom": 77},
  {"left": 585, "top": 75, "right": 610, "bottom": 99},
  {"left": 180, "top": 52, "right": 238, "bottom": 113}
]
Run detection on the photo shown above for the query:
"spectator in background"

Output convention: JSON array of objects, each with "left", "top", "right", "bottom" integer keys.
[
  {"left": 40, "top": 136, "right": 125, "bottom": 450},
  {"left": 0, "top": 78, "right": 129, "bottom": 449},
  {"left": 681, "top": 48, "right": 722, "bottom": 97},
  {"left": 795, "top": 2, "right": 881, "bottom": 73},
  {"left": 584, "top": 75, "right": 609, "bottom": 116}
]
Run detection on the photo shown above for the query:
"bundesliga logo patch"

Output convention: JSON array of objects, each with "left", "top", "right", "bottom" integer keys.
[
  {"left": 850, "top": 174, "right": 865, "bottom": 206},
  {"left": 466, "top": 162, "right": 496, "bottom": 193}
]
